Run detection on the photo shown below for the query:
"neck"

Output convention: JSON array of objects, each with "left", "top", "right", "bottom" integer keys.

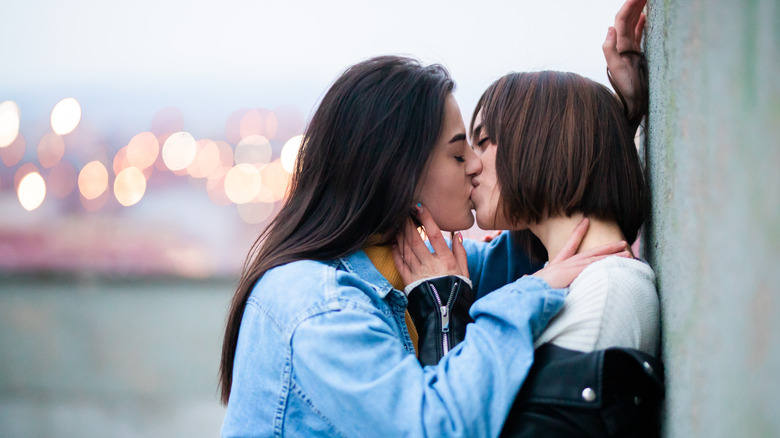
[{"left": 527, "top": 213, "right": 630, "bottom": 261}]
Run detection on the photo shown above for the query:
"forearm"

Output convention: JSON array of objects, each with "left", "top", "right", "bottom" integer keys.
[{"left": 291, "top": 275, "right": 565, "bottom": 437}]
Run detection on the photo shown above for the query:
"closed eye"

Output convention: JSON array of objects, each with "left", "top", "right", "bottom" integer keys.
[{"left": 455, "top": 155, "right": 465, "bottom": 163}]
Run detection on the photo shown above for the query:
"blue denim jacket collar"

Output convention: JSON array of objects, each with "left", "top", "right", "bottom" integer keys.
[{"left": 339, "top": 249, "right": 395, "bottom": 299}]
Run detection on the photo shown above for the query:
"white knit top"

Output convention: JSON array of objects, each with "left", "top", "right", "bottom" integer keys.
[{"left": 533, "top": 256, "right": 660, "bottom": 355}]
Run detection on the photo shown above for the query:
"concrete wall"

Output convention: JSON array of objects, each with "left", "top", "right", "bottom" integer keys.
[
  {"left": 0, "top": 276, "right": 232, "bottom": 438},
  {"left": 643, "top": 0, "right": 780, "bottom": 436}
]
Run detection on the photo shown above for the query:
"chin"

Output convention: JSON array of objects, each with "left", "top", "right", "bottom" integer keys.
[{"left": 440, "top": 215, "right": 474, "bottom": 233}]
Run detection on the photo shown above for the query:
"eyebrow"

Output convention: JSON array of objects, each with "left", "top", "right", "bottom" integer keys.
[
  {"left": 471, "top": 123, "right": 483, "bottom": 141},
  {"left": 449, "top": 133, "right": 467, "bottom": 144}
]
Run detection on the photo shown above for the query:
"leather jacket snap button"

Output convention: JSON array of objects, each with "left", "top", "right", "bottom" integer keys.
[{"left": 581, "top": 387, "right": 596, "bottom": 402}]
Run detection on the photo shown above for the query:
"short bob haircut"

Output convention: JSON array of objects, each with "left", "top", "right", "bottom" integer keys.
[{"left": 471, "top": 71, "right": 648, "bottom": 260}]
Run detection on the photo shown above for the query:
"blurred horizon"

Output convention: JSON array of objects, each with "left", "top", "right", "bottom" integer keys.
[{"left": 0, "top": 0, "right": 629, "bottom": 278}]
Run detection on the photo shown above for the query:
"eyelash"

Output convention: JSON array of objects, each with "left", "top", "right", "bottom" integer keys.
[
  {"left": 477, "top": 137, "right": 489, "bottom": 147},
  {"left": 455, "top": 155, "right": 465, "bottom": 163}
]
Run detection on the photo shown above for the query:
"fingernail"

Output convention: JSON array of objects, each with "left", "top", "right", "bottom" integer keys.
[{"left": 457, "top": 232, "right": 463, "bottom": 243}]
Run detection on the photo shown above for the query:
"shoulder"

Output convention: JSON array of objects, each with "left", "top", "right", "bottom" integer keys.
[
  {"left": 571, "top": 256, "right": 660, "bottom": 353},
  {"left": 248, "top": 258, "right": 382, "bottom": 332},
  {"left": 570, "top": 256, "right": 656, "bottom": 303}
]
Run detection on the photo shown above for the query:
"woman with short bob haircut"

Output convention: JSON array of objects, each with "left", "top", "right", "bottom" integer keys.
[
  {"left": 219, "top": 56, "right": 622, "bottom": 437},
  {"left": 469, "top": 70, "right": 659, "bottom": 355}
]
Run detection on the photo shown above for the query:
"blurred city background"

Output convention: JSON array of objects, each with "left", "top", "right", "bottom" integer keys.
[{"left": 1, "top": 1, "right": 635, "bottom": 437}]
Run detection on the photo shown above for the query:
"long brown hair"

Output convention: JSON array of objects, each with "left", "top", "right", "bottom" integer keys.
[
  {"left": 471, "top": 71, "right": 648, "bottom": 261},
  {"left": 219, "top": 56, "right": 454, "bottom": 404}
]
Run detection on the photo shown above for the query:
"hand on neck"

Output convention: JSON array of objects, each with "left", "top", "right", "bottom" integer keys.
[{"left": 528, "top": 212, "right": 630, "bottom": 261}]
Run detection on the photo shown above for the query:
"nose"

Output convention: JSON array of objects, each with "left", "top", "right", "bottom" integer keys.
[{"left": 465, "top": 146, "right": 482, "bottom": 178}]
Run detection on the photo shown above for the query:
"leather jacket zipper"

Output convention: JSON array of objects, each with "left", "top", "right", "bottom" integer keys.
[{"left": 429, "top": 280, "right": 459, "bottom": 356}]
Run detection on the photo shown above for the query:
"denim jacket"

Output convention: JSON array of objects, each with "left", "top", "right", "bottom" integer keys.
[{"left": 221, "top": 232, "right": 563, "bottom": 438}]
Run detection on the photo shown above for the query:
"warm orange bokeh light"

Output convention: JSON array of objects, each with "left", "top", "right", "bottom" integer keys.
[
  {"left": 78, "top": 160, "right": 109, "bottom": 200},
  {"left": 188, "top": 139, "right": 220, "bottom": 178},
  {"left": 81, "top": 189, "right": 108, "bottom": 212},
  {"left": 50, "top": 98, "right": 82, "bottom": 135},
  {"left": 1, "top": 133, "right": 26, "bottom": 167},
  {"left": 114, "top": 167, "right": 146, "bottom": 207},
  {"left": 235, "top": 135, "right": 272, "bottom": 168},
  {"left": 0, "top": 100, "right": 21, "bottom": 148},
  {"left": 162, "top": 131, "right": 197, "bottom": 171},
  {"left": 113, "top": 146, "right": 131, "bottom": 176},
  {"left": 281, "top": 134, "right": 303, "bottom": 173},
  {"left": 48, "top": 161, "right": 78, "bottom": 198},
  {"left": 224, "top": 163, "right": 262, "bottom": 204},
  {"left": 256, "top": 160, "right": 291, "bottom": 203},
  {"left": 14, "top": 163, "right": 39, "bottom": 189},
  {"left": 238, "top": 108, "right": 279, "bottom": 140},
  {"left": 126, "top": 131, "right": 159, "bottom": 170},
  {"left": 37, "top": 132, "right": 65, "bottom": 168},
  {"left": 18, "top": 171, "right": 46, "bottom": 211}
]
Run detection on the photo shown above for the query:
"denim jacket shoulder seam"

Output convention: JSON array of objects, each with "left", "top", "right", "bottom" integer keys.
[{"left": 246, "top": 295, "right": 284, "bottom": 333}]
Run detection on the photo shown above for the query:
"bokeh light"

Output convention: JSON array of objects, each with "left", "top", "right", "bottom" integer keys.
[
  {"left": 235, "top": 134, "right": 272, "bottom": 168},
  {"left": 188, "top": 139, "right": 220, "bottom": 178},
  {"left": 162, "top": 131, "right": 197, "bottom": 171},
  {"left": 113, "top": 146, "right": 131, "bottom": 176},
  {"left": 272, "top": 105, "right": 306, "bottom": 144},
  {"left": 78, "top": 160, "right": 109, "bottom": 200},
  {"left": 239, "top": 108, "right": 278, "bottom": 140},
  {"left": 81, "top": 188, "right": 108, "bottom": 212},
  {"left": 224, "top": 163, "right": 262, "bottom": 204},
  {"left": 257, "top": 160, "right": 291, "bottom": 203},
  {"left": 0, "top": 100, "right": 21, "bottom": 148},
  {"left": 37, "top": 132, "right": 65, "bottom": 168},
  {"left": 237, "top": 201, "right": 275, "bottom": 224},
  {"left": 114, "top": 167, "right": 146, "bottom": 207},
  {"left": 281, "top": 134, "right": 303, "bottom": 173},
  {"left": 1, "top": 133, "right": 26, "bottom": 167},
  {"left": 50, "top": 98, "right": 82, "bottom": 135},
  {"left": 126, "top": 131, "right": 159, "bottom": 170},
  {"left": 15, "top": 163, "right": 39, "bottom": 190},
  {"left": 18, "top": 171, "right": 46, "bottom": 211},
  {"left": 47, "top": 161, "right": 78, "bottom": 198},
  {"left": 225, "top": 108, "right": 250, "bottom": 145},
  {"left": 215, "top": 140, "right": 234, "bottom": 169}
]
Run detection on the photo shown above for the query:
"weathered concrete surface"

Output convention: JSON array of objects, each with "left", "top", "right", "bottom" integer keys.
[
  {"left": 644, "top": 0, "right": 780, "bottom": 437},
  {"left": 0, "top": 276, "right": 233, "bottom": 438}
]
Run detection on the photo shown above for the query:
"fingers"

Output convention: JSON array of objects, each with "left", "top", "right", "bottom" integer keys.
[
  {"left": 602, "top": 27, "right": 623, "bottom": 72},
  {"left": 415, "top": 204, "right": 449, "bottom": 255},
  {"left": 452, "top": 232, "right": 469, "bottom": 278},
  {"left": 614, "top": 0, "right": 646, "bottom": 52},
  {"left": 551, "top": 218, "right": 590, "bottom": 264},
  {"left": 391, "top": 241, "right": 412, "bottom": 284},
  {"left": 400, "top": 219, "right": 423, "bottom": 267},
  {"left": 634, "top": 13, "right": 646, "bottom": 49},
  {"left": 403, "top": 219, "right": 431, "bottom": 268}
]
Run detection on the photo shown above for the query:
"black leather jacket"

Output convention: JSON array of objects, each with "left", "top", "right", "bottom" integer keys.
[
  {"left": 405, "top": 275, "right": 474, "bottom": 366},
  {"left": 405, "top": 275, "right": 664, "bottom": 437}
]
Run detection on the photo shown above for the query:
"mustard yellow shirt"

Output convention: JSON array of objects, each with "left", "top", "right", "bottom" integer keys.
[{"left": 363, "top": 245, "right": 419, "bottom": 353}]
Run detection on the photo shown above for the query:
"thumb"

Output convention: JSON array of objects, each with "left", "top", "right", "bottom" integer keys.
[{"left": 452, "top": 232, "right": 469, "bottom": 278}]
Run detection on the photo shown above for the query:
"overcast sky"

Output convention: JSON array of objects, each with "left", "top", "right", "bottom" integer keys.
[{"left": 1, "top": 0, "right": 628, "bottom": 140}]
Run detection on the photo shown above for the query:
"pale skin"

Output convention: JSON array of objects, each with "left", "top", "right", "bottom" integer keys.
[{"left": 393, "top": 0, "right": 646, "bottom": 287}]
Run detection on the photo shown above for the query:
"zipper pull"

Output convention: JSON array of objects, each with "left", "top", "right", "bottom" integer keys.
[{"left": 440, "top": 305, "right": 450, "bottom": 333}]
